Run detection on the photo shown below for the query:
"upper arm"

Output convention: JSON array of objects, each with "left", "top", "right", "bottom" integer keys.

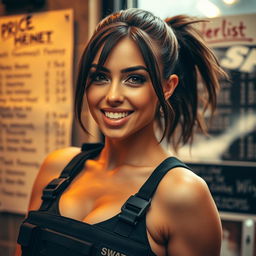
[
  {"left": 15, "top": 147, "right": 80, "bottom": 256},
  {"left": 163, "top": 168, "right": 222, "bottom": 256}
]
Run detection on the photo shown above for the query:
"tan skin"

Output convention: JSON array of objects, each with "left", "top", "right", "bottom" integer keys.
[{"left": 16, "top": 38, "right": 222, "bottom": 256}]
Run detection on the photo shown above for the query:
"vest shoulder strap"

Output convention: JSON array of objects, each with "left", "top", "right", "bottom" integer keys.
[
  {"left": 137, "top": 157, "right": 190, "bottom": 200},
  {"left": 115, "top": 157, "right": 190, "bottom": 236},
  {"left": 39, "top": 143, "right": 104, "bottom": 211}
]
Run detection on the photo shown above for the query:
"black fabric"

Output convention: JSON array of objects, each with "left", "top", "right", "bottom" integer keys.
[
  {"left": 137, "top": 157, "right": 189, "bottom": 200},
  {"left": 17, "top": 143, "right": 191, "bottom": 256}
]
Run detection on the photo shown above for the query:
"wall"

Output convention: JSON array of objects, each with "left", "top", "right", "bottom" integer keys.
[
  {"left": 0, "top": 0, "right": 101, "bottom": 255},
  {"left": 0, "top": 213, "right": 24, "bottom": 256}
]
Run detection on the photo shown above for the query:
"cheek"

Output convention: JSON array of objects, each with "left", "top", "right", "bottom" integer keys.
[
  {"left": 86, "top": 87, "right": 101, "bottom": 108},
  {"left": 85, "top": 89, "right": 101, "bottom": 124},
  {"left": 86, "top": 89, "right": 94, "bottom": 108},
  {"left": 129, "top": 89, "right": 158, "bottom": 110}
]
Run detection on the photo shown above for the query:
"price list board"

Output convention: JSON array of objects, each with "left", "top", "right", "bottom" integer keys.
[
  {"left": 188, "top": 162, "right": 256, "bottom": 215},
  {"left": 0, "top": 9, "right": 74, "bottom": 213}
]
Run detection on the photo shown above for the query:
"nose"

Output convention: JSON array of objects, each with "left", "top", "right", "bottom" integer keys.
[{"left": 106, "top": 81, "right": 124, "bottom": 106}]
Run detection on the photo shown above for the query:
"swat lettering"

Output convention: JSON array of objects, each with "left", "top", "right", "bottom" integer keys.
[
  {"left": 100, "top": 247, "right": 127, "bottom": 256},
  {"left": 220, "top": 46, "right": 256, "bottom": 72},
  {"left": 1, "top": 15, "right": 53, "bottom": 48}
]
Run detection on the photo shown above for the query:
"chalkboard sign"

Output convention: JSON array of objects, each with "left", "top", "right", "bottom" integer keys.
[{"left": 188, "top": 162, "right": 256, "bottom": 215}]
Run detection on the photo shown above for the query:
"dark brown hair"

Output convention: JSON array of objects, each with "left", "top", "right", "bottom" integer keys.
[{"left": 75, "top": 8, "right": 227, "bottom": 150}]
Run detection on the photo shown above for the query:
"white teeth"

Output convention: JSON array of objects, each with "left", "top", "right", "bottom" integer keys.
[{"left": 104, "top": 112, "right": 129, "bottom": 119}]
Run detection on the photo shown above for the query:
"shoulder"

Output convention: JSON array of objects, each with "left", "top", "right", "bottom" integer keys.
[
  {"left": 158, "top": 166, "right": 210, "bottom": 207},
  {"left": 156, "top": 166, "right": 222, "bottom": 255},
  {"left": 37, "top": 146, "right": 81, "bottom": 182},
  {"left": 28, "top": 146, "right": 81, "bottom": 211},
  {"left": 40, "top": 146, "right": 81, "bottom": 171}
]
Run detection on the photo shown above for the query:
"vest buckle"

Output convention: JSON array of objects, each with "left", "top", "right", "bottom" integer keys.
[
  {"left": 42, "top": 177, "right": 70, "bottom": 200},
  {"left": 118, "top": 195, "right": 151, "bottom": 225}
]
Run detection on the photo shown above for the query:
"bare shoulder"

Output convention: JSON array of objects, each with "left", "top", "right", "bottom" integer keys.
[
  {"left": 28, "top": 146, "right": 81, "bottom": 211},
  {"left": 40, "top": 146, "right": 81, "bottom": 174},
  {"left": 156, "top": 167, "right": 222, "bottom": 256},
  {"left": 158, "top": 167, "right": 211, "bottom": 206}
]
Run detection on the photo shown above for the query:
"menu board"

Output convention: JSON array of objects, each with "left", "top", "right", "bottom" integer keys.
[
  {"left": 188, "top": 162, "right": 256, "bottom": 215},
  {"left": 0, "top": 9, "right": 74, "bottom": 213},
  {"left": 176, "top": 13, "right": 256, "bottom": 215}
]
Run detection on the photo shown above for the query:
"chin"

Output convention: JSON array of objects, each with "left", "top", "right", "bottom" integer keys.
[
  {"left": 102, "top": 131, "right": 131, "bottom": 141},
  {"left": 101, "top": 124, "right": 149, "bottom": 142}
]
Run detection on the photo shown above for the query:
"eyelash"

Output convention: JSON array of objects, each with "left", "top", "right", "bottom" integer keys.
[
  {"left": 125, "top": 75, "right": 146, "bottom": 85},
  {"left": 89, "top": 72, "right": 147, "bottom": 86},
  {"left": 89, "top": 72, "right": 108, "bottom": 84}
]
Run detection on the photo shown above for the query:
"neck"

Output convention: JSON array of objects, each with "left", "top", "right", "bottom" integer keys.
[{"left": 98, "top": 123, "right": 169, "bottom": 170}]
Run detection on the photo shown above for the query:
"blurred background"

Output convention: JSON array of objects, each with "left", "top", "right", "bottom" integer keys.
[{"left": 0, "top": 0, "right": 255, "bottom": 255}]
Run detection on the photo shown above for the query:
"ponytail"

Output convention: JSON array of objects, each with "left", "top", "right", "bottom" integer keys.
[{"left": 164, "top": 15, "right": 228, "bottom": 149}]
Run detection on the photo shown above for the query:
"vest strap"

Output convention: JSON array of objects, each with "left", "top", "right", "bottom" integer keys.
[
  {"left": 39, "top": 143, "right": 104, "bottom": 211},
  {"left": 115, "top": 157, "right": 190, "bottom": 237},
  {"left": 118, "top": 195, "right": 151, "bottom": 226}
]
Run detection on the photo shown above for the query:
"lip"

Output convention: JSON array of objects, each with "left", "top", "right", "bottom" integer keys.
[
  {"left": 100, "top": 108, "right": 133, "bottom": 128},
  {"left": 101, "top": 108, "right": 133, "bottom": 113}
]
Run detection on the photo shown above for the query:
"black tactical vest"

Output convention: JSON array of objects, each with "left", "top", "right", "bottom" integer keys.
[{"left": 17, "top": 143, "right": 190, "bottom": 256}]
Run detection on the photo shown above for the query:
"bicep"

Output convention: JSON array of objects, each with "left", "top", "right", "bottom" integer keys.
[{"left": 166, "top": 176, "right": 222, "bottom": 256}]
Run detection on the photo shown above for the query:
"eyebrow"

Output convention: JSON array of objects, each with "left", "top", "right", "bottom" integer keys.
[{"left": 90, "top": 64, "right": 149, "bottom": 73}]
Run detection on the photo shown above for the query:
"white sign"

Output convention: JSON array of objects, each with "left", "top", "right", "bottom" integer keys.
[
  {"left": 0, "top": 9, "right": 74, "bottom": 213},
  {"left": 178, "top": 14, "right": 256, "bottom": 164}
]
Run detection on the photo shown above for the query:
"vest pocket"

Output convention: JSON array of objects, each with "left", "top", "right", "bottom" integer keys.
[
  {"left": 18, "top": 222, "right": 93, "bottom": 256},
  {"left": 39, "top": 228, "right": 93, "bottom": 255},
  {"left": 18, "top": 222, "right": 38, "bottom": 247},
  {"left": 18, "top": 222, "right": 41, "bottom": 256}
]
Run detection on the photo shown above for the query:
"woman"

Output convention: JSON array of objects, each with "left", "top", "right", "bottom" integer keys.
[{"left": 16, "top": 8, "right": 227, "bottom": 256}]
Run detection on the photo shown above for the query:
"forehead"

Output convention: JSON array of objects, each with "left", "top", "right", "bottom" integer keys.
[{"left": 93, "top": 37, "right": 147, "bottom": 69}]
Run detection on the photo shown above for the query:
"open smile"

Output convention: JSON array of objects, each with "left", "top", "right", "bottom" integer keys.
[
  {"left": 101, "top": 109, "right": 133, "bottom": 120},
  {"left": 100, "top": 109, "right": 134, "bottom": 128}
]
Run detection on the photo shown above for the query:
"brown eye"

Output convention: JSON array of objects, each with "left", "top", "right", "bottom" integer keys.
[
  {"left": 126, "top": 75, "right": 146, "bottom": 85},
  {"left": 90, "top": 72, "right": 109, "bottom": 84}
]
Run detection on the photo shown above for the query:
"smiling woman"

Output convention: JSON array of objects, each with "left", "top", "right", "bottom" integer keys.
[
  {"left": 86, "top": 38, "right": 160, "bottom": 140},
  {"left": 16, "top": 8, "right": 227, "bottom": 256}
]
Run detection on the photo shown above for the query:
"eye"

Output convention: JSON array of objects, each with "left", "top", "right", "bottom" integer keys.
[
  {"left": 125, "top": 75, "right": 146, "bottom": 85},
  {"left": 90, "top": 72, "right": 109, "bottom": 84}
]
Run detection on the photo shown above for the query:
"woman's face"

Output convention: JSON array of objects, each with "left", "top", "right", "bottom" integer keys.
[{"left": 86, "top": 37, "right": 159, "bottom": 140}]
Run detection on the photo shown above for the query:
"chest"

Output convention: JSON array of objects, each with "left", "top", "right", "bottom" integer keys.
[
  {"left": 59, "top": 163, "right": 149, "bottom": 223},
  {"left": 58, "top": 163, "right": 169, "bottom": 256}
]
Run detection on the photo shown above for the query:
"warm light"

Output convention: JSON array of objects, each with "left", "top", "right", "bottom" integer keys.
[
  {"left": 222, "top": 0, "right": 239, "bottom": 5},
  {"left": 196, "top": 0, "right": 221, "bottom": 18},
  {"left": 245, "top": 219, "right": 254, "bottom": 228}
]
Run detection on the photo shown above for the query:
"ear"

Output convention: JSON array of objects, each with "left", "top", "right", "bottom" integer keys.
[{"left": 163, "top": 74, "right": 179, "bottom": 100}]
